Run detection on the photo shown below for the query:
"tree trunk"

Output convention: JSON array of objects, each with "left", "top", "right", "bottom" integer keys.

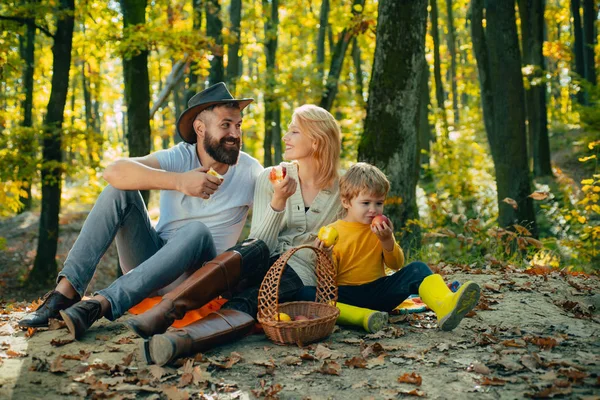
[
  {"left": 430, "top": 0, "right": 445, "bottom": 113},
  {"left": 471, "top": 0, "right": 537, "bottom": 235},
  {"left": 582, "top": 0, "right": 597, "bottom": 89},
  {"left": 570, "top": 0, "right": 586, "bottom": 104},
  {"left": 226, "top": 0, "right": 242, "bottom": 94},
  {"left": 317, "top": 0, "right": 329, "bottom": 84},
  {"left": 263, "top": 0, "right": 281, "bottom": 167},
  {"left": 186, "top": 0, "right": 203, "bottom": 105},
  {"left": 319, "top": 0, "right": 365, "bottom": 111},
  {"left": 30, "top": 0, "right": 75, "bottom": 286},
  {"left": 351, "top": 37, "right": 364, "bottom": 104},
  {"left": 120, "top": 0, "right": 151, "bottom": 205},
  {"left": 418, "top": 53, "right": 432, "bottom": 167},
  {"left": 18, "top": 18, "right": 35, "bottom": 212},
  {"left": 358, "top": 0, "right": 428, "bottom": 251},
  {"left": 206, "top": 0, "right": 224, "bottom": 86},
  {"left": 446, "top": 0, "right": 459, "bottom": 125},
  {"left": 518, "top": 0, "right": 552, "bottom": 177}
]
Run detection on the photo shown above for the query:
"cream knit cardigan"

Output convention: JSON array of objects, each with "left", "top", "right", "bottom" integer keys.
[{"left": 249, "top": 162, "right": 343, "bottom": 286}]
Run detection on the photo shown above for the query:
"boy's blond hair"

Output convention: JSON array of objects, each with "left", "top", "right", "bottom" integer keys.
[{"left": 340, "top": 162, "right": 390, "bottom": 203}]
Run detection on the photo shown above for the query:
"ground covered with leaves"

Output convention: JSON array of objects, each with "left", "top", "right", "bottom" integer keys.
[{"left": 1, "top": 253, "right": 599, "bottom": 399}]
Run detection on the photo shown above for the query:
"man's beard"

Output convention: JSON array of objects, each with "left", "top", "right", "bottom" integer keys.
[{"left": 204, "top": 131, "right": 241, "bottom": 165}]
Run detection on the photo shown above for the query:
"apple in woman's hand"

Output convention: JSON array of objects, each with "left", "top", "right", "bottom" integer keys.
[
  {"left": 371, "top": 214, "right": 390, "bottom": 228},
  {"left": 269, "top": 165, "right": 287, "bottom": 184},
  {"left": 318, "top": 226, "right": 339, "bottom": 247}
]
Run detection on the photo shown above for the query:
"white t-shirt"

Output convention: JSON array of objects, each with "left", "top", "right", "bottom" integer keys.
[{"left": 154, "top": 142, "right": 263, "bottom": 254}]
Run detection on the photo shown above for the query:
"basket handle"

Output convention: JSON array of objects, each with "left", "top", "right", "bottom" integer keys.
[{"left": 257, "top": 244, "right": 338, "bottom": 322}]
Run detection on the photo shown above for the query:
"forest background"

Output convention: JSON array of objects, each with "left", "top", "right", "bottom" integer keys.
[{"left": 0, "top": 0, "right": 599, "bottom": 294}]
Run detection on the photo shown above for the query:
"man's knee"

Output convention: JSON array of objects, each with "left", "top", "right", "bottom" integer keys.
[
  {"left": 179, "top": 221, "right": 211, "bottom": 240},
  {"left": 405, "top": 261, "right": 433, "bottom": 276},
  {"left": 99, "top": 184, "right": 140, "bottom": 203}
]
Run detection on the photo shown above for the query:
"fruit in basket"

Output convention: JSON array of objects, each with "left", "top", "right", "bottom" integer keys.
[
  {"left": 207, "top": 167, "right": 224, "bottom": 181},
  {"left": 294, "top": 315, "right": 309, "bottom": 321},
  {"left": 269, "top": 165, "right": 287, "bottom": 184},
  {"left": 371, "top": 214, "right": 390, "bottom": 228},
  {"left": 277, "top": 312, "right": 292, "bottom": 322},
  {"left": 318, "top": 226, "right": 339, "bottom": 247}
]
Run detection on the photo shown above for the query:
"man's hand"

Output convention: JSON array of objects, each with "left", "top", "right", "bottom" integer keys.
[
  {"left": 371, "top": 219, "right": 395, "bottom": 252},
  {"left": 176, "top": 167, "right": 223, "bottom": 199},
  {"left": 270, "top": 174, "right": 297, "bottom": 211}
]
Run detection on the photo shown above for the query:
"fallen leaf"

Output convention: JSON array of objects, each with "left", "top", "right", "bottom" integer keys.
[
  {"left": 480, "top": 376, "right": 506, "bottom": 386},
  {"left": 525, "top": 336, "right": 558, "bottom": 350},
  {"left": 366, "top": 354, "right": 386, "bottom": 369},
  {"left": 50, "top": 356, "right": 67, "bottom": 373},
  {"left": 50, "top": 338, "right": 74, "bottom": 347},
  {"left": 25, "top": 327, "right": 37, "bottom": 338},
  {"left": 361, "top": 342, "right": 385, "bottom": 358},
  {"left": 319, "top": 360, "right": 341, "bottom": 375},
  {"left": 161, "top": 385, "right": 190, "bottom": 400},
  {"left": 115, "top": 337, "right": 134, "bottom": 344},
  {"left": 4, "top": 349, "right": 27, "bottom": 358},
  {"left": 282, "top": 355, "right": 302, "bottom": 366},
  {"left": 344, "top": 356, "right": 367, "bottom": 369},
  {"left": 62, "top": 350, "right": 91, "bottom": 361},
  {"left": 398, "top": 372, "right": 422, "bottom": 386},
  {"left": 525, "top": 384, "right": 572, "bottom": 398},
  {"left": 397, "top": 388, "right": 426, "bottom": 397},
  {"left": 209, "top": 352, "right": 242, "bottom": 369},
  {"left": 29, "top": 356, "right": 49, "bottom": 372},
  {"left": 484, "top": 283, "right": 502, "bottom": 293},
  {"left": 95, "top": 334, "right": 110, "bottom": 341},
  {"left": 122, "top": 352, "right": 135, "bottom": 366},
  {"left": 558, "top": 368, "right": 588, "bottom": 382},
  {"left": 314, "top": 344, "right": 333, "bottom": 360},
  {"left": 502, "top": 339, "right": 527, "bottom": 348},
  {"left": 148, "top": 365, "right": 168, "bottom": 381},
  {"left": 467, "top": 362, "right": 490, "bottom": 375}
]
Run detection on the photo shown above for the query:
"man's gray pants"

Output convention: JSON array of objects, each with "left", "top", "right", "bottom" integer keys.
[{"left": 57, "top": 185, "right": 216, "bottom": 320}]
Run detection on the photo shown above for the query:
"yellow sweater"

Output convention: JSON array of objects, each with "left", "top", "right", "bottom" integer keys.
[{"left": 330, "top": 220, "right": 405, "bottom": 286}]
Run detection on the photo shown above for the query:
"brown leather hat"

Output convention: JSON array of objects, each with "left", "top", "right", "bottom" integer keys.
[{"left": 176, "top": 82, "right": 253, "bottom": 144}]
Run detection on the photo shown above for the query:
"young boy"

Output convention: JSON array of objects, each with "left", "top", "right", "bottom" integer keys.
[{"left": 306, "top": 162, "right": 480, "bottom": 332}]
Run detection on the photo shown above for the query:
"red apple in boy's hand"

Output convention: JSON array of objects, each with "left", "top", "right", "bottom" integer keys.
[
  {"left": 371, "top": 214, "right": 390, "bottom": 228},
  {"left": 269, "top": 165, "right": 287, "bottom": 184}
]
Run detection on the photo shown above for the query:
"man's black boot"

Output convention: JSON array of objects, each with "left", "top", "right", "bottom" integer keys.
[
  {"left": 60, "top": 300, "right": 103, "bottom": 340},
  {"left": 18, "top": 291, "right": 81, "bottom": 328}
]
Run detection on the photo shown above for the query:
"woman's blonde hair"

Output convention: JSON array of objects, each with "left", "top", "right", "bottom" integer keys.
[
  {"left": 291, "top": 104, "right": 341, "bottom": 189},
  {"left": 340, "top": 162, "right": 390, "bottom": 203}
]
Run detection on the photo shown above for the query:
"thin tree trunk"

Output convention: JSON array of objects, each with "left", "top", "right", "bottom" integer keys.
[
  {"left": 226, "top": 0, "right": 242, "bottom": 94},
  {"left": 570, "top": 0, "right": 586, "bottom": 104},
  {"left": 472, "top": 0, "right": 537, "bottom": 235},
  {"left": 206, "top": 0, "right": 224, "bottom": 86},
  {"left": 446, "top": 0, "right": 459, "bottom": 125},
  {"left": 430, "top": 0, "right": 445, "bottom": 113},
  {"left": 18, "top": 18, "right": 35, "bottom": 212},
  {"left": 317, "top": 0, "right": 329, "bottom": 84},
  {"left": 263, "top": 0, "right": 281, "bottom": 167},
  {"left": 319, "top": 0, "right": 365, "bottom": 111},
  {"left": 186, "top": 0, "right": 203, "bottom": 105},
  {"left": 120, "top": 0, "right": 151, "bottom": 205},
  {"left": 30, "top": 0, "right": 75, "bottom": 286},
  {"left": 518, "top": 0, "right": 552, "bottom": 177},
  {"left": 418, "top": 53, "right": 432, "bottom": 167},
  {"left": 172, "top": 58, "right": 185, "bottom": 142},
  {"left": 352, "top": 37, "right": 364, "bottom": 104},
  {"left": 358, "top": 0, "right": 428, "bottom": 251},
  {"left": 582, "top": 0, "right": 597, "bottom": 89}
]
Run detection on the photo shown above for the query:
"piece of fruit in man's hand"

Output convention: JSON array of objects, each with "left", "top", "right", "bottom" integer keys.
[
  {"left": 207, "top": 167, "right": 224, "bottom": 181},
  {"left": 269, "top": 165, "right": 287, "bottom": 184},
  {"left": 318, "top": 226, "right": 339, "bottom": 247},
  {"left": 371, "top": 214, "right": 390, "bottom": 228}
]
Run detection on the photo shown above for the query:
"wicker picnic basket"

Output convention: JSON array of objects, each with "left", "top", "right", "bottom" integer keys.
[{"left": 257, "top": 245, "right": 340, "bottom": 346}]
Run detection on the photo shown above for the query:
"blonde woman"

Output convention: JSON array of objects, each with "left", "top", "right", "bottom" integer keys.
[{"left": 129, "top": 105, "right": 344, "bottom": 366}]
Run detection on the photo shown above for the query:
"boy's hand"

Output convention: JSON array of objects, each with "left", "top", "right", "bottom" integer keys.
[{"left": 371, "top": 219, "right": 395, "bottom": 251}]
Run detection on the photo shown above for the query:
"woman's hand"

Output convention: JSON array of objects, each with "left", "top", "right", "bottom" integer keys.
[
  {"left": 371, "top": 219, "right": 395, "bottom": 252},
  {"left": 313, "top": 237, "right": 334, "bottom": 258},
  {"left": 270, "top": 173, "right": 297, "bottom": 211}
]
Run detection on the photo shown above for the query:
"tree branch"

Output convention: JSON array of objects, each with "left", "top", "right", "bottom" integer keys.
[{"left": 0, "top": 15, "right": 55, "bottom": 38}]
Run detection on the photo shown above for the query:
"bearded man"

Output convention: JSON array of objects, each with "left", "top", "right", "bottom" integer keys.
[{"left": 19, "top": 83, "right": 265, "bottom": 339}]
